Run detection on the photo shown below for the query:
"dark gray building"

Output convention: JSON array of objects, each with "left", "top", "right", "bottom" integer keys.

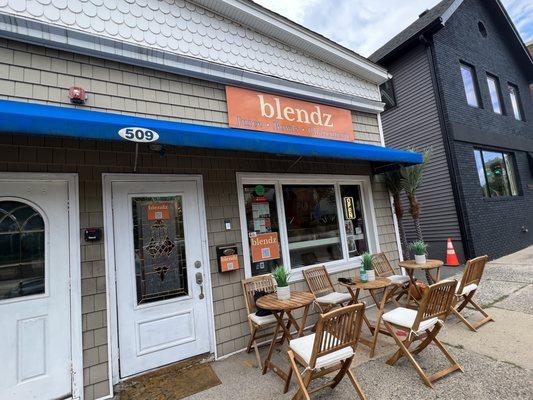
[{"left": 370, "top": 0, "right": 533, "bottom": 261}]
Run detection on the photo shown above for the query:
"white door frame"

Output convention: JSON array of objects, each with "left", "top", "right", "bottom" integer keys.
[
  {"left": 102, "top": 174, "right": 216, "bottom": 385},
  {"left": 0, "top": 172, "right": 83, "bottom": 400}
]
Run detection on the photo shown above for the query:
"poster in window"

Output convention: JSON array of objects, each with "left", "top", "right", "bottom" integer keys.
[
  {"left": 252, "top": 198, "right": 271, "bottom": 233},
  {"left": 147, "top": 202, "right": 171, "bottom": 221},
  {"left": 251, "top": 232, "right": 280, "bottom": 262}
]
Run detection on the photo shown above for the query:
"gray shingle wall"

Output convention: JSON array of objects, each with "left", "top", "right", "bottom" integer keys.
[{"left": 0, "top": 37, "right": 396, "bottom": 399}]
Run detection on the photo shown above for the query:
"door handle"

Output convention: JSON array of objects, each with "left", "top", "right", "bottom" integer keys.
[{"left": 195, "top": 272, "right": 204, "bottom": 300}]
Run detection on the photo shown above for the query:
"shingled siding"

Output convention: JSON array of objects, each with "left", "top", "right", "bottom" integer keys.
[{"left": 0, "top": 38, "right": 397, "bottom": 400}]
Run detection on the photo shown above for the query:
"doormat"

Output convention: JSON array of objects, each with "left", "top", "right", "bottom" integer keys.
[{"left": 117, "top": 362, "right": 221, "bottom": 400}]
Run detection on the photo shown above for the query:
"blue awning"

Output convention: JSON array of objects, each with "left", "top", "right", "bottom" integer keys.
[{"left": 0, "top": 99, "right": 421, "bottom": 165}]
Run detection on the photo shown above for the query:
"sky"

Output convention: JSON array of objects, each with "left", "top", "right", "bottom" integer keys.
[{"left": 254, "top": 0, "right": 533, "bottom": 57}]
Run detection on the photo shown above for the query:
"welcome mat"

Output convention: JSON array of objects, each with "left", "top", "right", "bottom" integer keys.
[{"left": 117, "top": 361, "right": 221, "bottom": 400}]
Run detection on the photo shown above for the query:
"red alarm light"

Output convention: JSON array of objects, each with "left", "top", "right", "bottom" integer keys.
[{"left": 68, "top": 86, "right": 87, "bottom": 104}]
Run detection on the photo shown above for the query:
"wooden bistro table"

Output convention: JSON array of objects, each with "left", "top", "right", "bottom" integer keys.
[
  {"left": 339, "top": 277, "right": 394, "bottom": 357},
  {"left": 255, "top": 291, "right": 314, "bottom": 380},
  {"left": 398, "top": 259, "right": 444, "bottom": 303}
]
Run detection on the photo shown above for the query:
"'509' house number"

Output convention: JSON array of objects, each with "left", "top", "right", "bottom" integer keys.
[{"left": 118, "top": 127, "right": 159, "bottom": 143}]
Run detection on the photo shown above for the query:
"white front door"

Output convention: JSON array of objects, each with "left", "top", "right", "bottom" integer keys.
[
  {"left": 111, "top": 179, "right": 211, "bottom": 378},
  {"left": 0, "top": 179, "right": 72, "bottom": 400}
]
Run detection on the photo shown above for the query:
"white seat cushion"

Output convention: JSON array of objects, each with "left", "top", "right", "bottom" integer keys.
[
  {"left": 315, "top": 291, "right": 352, "bottom": 305},
  {"left": 249, "top": 313, "right": 277, "bottom": 326},
  {"left": 457, "top": 283, "right": 477, "bottom": 296},
  {"left": 383, "top": 307, "right": 439, "bottom": 334},
  {"left": 388, "top": 274, "right": 410, "bottom": 285},
  {"left": 290, "top": 333, "right": 354, "bottom": 369}
]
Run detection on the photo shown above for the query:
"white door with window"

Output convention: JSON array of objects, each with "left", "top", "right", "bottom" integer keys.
[
  {"left": 0, "top": 179, "right": 73, "bottom": 400},
  {"left": 111, "top": 179, "right": 211, "bottom": 378}
]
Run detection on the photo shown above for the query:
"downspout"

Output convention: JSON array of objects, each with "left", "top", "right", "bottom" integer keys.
[{"left": 422, "top": 33, "right": 475, "bottom": 260}]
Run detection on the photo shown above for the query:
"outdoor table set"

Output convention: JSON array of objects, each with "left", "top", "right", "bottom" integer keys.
[{"left": 241, "top": 254, "right": 494, "bottom": 399}]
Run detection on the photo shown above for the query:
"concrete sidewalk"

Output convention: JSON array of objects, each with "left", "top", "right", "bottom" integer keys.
[{"left": 187, "top": 247, "right": 533, "bottom": 400}]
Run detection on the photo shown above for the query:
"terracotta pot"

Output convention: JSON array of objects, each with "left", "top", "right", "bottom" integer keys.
[{"left": 409, "top": 281, "right": 428, "bottom": 300}]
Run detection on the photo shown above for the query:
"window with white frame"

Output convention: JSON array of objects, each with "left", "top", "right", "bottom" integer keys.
[{"left": 237, "top": 174, "right": 377, "bottom": 278}]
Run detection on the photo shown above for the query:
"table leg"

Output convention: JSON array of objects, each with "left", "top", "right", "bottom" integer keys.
[
  {"left": 406, "top": 270, "right": 420, "bottom": 306},
  {"left": 262, "top": 313, "right": 283, "bottom": 375},
  {"left": 297, "top": 305, "right": 310, "bottom": 337}
]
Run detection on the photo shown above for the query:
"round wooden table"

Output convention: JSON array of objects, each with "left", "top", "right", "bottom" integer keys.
[
  {"left": 399, "top": 259, "right": 444, "bottom": 302},
  {"left": 255, "top": 291, "right": 314, "bottom": 379},
  {"left": 338, "top": 277, "right": 395, "bottom": 357}
]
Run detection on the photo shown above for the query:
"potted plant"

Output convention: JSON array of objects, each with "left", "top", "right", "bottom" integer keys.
[
  {"left": 361, "top": 252, "right": 375, "bottom": 282},
  {"left": 410, "top": 240, "right": 428, "bottom": 265},
  {"left": 272, "top": 266, "right": 291, "bottom": 300}
]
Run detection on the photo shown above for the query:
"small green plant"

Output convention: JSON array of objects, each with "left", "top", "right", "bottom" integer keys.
[
  {"left": 361, "top": 252, "right": 374, "bottom": 270},
  {"left": 410, "top": 240, "right": 428, "bottom": 256},
  {"left": 271, "top": 266, "right": 290, "bottom": 287}
]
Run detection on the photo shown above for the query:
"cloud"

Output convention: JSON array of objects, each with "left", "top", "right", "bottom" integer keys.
[{"left": 254, "top": 0, "right": 533, "bottom": 56}]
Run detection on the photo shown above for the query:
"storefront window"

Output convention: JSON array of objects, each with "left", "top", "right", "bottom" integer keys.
[
  {"left": 340, "top": 185, "right": 368, "bottom": 257},
  {"left": 474, "top": 149, "right": 519, "bottom": 198},
  {"left": 0, "top": 201, "right": 45, "bottom": 300},
  {"left": 283, "top": 185, "right": 342, "bottom": 268},
  {"left": 239, "top": 176, "right": 375, "bottom": 278},
  {"left": 243, "top": 185, "right": 283, "bottom": 276}
]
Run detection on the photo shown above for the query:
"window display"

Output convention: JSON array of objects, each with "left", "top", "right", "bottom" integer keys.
[
  {"left": 239, "top": 176, "right": 373, "bottom": 277},
  {"left": 243, "top": 185, "right": 283, "bottom": 276}
]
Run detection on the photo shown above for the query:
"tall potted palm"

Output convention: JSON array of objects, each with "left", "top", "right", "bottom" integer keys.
[
  {"left": 401, "top": 148, "right": 431, "bottom": 241},
  {"left": 384, "top": 169, "right": 408, "bottom": 259},
  {"left": 402, "top": 148, "right": 431, "bottom": 280}
]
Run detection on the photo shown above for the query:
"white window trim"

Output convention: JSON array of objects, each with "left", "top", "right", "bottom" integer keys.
[{"left": 236, "top": 172, "right": 380, "bottom": 282}]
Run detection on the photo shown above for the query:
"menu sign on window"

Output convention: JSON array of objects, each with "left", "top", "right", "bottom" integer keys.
[{"left": 226, "top": 86, "right": 354, "bottom": 142}]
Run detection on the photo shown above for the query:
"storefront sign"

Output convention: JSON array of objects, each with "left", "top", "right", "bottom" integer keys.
[
  {"left": 343, "top": 196, "right": 356, "bottom": 220},
  {"left": 118, "top": 127, "right": 159, "bottom": 143},
  {"left": 147, "top": 202, "right": 170, "bottom": 220},
  {"left": 226, "top": 87, "right": 354, "bottom": 142},
  {"left": 250, "top": 232, "right": 280, "bottom": 262}
]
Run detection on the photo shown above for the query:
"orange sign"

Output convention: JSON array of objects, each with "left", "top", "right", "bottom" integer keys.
[
  {"left": 226, "top": 86, "right": 354, "bottom": 142},
  {"left": 147, "top": 202, "right": 170, "bottom": 220},
  {"left": 250, "top": 232, "right": 281, "bottom": 263},
  {"left": 220, "top": 254, "right": 240, "bottom": 272}
]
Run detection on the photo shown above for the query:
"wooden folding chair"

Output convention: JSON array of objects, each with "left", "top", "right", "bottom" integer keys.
[
  {"left": 382, "top": 279, "right": 463, "bottom": 388},
  {"left": 372, "top": 252, "right": 410, "bottom": 302},
  {"left": 284, "top": 303, "right": 366, "bottom": 400},
  {"left": 303, "top": 266, "right": 352, "bottom": 313},
  {"left": 242, "top": 275, "right": 288, "bottom": 368},
  {"left": 452, "top": 255, "right": 494, "bottom": 331}
]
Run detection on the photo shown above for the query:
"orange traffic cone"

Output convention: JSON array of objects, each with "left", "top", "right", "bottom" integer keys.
[{"left": 446, "top": 238, "right": 460, "bottom": 266}]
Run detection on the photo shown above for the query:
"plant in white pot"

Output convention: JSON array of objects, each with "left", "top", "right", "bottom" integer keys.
[
  {"left": 410, "top": 241, "right": 428, "bottom": 265},
  {"left": 272, "top": 266, "right": 291, "bottom": 300},
  {"left": 362, "top": 252, "right": 375, "bottom": 281}
]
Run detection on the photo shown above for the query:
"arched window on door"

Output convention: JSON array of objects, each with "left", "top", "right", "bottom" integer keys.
[{"left": 0, "top": 201, "right": 45, "bottom": 300}]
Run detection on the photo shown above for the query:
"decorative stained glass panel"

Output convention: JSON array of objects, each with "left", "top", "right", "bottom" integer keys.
[
  {"left": 132, "top": 196, "right": 188, "bottom": 304},
  {"left": 0, "top": 201, "right": 45, "bottom": 300}
]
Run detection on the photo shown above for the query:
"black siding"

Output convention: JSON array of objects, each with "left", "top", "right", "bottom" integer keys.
[{"left": 381, "top": 44, "right": 464, "bottom": 262}]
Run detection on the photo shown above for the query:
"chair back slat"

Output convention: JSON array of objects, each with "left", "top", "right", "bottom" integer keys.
[
  {"left": 309, "top": 303, "right": 365, "bottom": 368},
  {"left": 303, "top": 266, "right": 335, "bottom": 297},
  {"left": 413, "top": 280, "right": 457, "bottom": 331},
  {"left": 457, "top": 255, "right": 488, "bottom": 295},
  {"left": 372, "top": 253, "right": 396, "bottom": 278},
  {"left": 241, "top": 275, "right": 276, "bottom": 314}
]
